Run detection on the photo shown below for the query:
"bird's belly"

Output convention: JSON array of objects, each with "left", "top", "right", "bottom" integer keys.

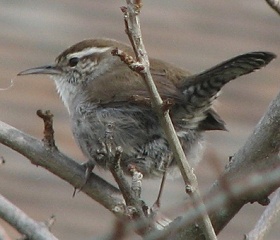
[
  {"left": 70, "top": 105, "right": 204, "bottom": 177},
  {"left": 70, "top": 106, "right": 160, "bottom": 170}
]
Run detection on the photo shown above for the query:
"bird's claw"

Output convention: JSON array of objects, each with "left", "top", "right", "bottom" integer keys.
[{"left": 73, "top": 161, "right": 95, "bottom": 197}]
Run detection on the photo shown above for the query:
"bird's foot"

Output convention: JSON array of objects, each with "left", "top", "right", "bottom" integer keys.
[{"left": 72, "top": 161, "right": 95, "bottom": 197}]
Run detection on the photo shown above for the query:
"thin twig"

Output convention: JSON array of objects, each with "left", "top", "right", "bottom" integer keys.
[
  {"left": 130, "top": 166, "right": 143, "bottom": 200},
  {"left": 109, "top": 146, "right": 146, "bottom": 221},
  {"left": 144, "top": 158, "right": 280, "bottom": 240},
  {"left": 36, "top": 110, "right": 57, "bottom": 150},
  {"left": 109, "top": 147, "right": 134, "bottom": 205},
  {"left": 121, "top": 1, "right": 217, "bottom": 239}
]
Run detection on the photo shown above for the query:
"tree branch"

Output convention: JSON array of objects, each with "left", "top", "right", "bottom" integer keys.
[
  {"left": 0, "top": 120, "right": 123, "bottom": 214},
  {"left": 144, "top": 157, "right": 280, "bottom": 240},
  {"left": 0, "top": 194, "right": 58, "bottom": 240},
  {"left": 208, "top": 89, "right": 280, "bottom": 234},
  {"left": 167, "top": 89, "right": 280, "bottom": 239},
  {"left": 121, "top": 1, "right": 217, "bottom": 239}
]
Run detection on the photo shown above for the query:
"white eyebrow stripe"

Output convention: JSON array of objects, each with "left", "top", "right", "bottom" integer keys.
[{"left": 67, "top": 47, "right": 111, "bottom": 59}]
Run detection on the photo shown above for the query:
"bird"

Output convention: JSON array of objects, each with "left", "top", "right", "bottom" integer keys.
[{"left": 17, "top": 38, "right": 276, "bottom": 179}]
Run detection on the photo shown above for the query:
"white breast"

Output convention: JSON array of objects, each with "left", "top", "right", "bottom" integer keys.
[{"left": 50, "top": 75, "right": 77, "bottom": 114}]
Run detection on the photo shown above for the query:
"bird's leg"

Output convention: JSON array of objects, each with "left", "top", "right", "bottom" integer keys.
[
  {"left": 72, "top": 160, "right": 95, "bottom": 196},
  {"left": 83, "top": 160, "right": 95, "bottom": 184},
  {"left": 149, "top": 168, "right": 172, "bottom": 230},
  {"left": 153, "top": 171, "right": 167, "bottom": 209},
  {"left": 104, "top": 122, "right": 116, "bottom": 166},
  {"left": 152, "top": 154, "right": 172, "bottom": 209}
]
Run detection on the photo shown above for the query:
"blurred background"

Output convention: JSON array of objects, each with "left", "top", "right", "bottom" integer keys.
[{"left": 0, "top": 0, "right": 279, "bottom": 239}]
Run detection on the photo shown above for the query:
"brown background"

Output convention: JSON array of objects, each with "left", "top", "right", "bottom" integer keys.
[{"left": 0, "top": 1, "right": 279, "bottom": 239}]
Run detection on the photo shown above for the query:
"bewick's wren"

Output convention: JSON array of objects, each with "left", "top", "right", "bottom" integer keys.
[{"left": 18, "top": 39, "right": 275, "bottom": 177}]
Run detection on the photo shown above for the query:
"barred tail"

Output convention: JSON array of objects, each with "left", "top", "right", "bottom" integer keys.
[{"left": 180, "top": 51, "right": 276, "bottom": 111}]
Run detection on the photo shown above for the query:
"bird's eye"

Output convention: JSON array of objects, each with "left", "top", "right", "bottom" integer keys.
[{"left": 68, "top": 57, "right": 79, "bottom": 67}]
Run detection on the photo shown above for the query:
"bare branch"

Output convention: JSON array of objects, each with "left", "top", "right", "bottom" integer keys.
[
  {"left": 122, "top": 1, "right": 217, "bottom": 239},
  {"left": 36, "top": 110, "right": 57, "bottom": 150},
  {"left": 0, "top": 120, "right": 123, "bottom": 214},
  {"left": 205, "top": 89, "right": 280, "bottom": 235},
  {"left": 0, "top": 194, "right": 58, "bottom": 240},
  {"left": 130, "top": 167, "right": 143, "bottom": 200},
  {"left": 109, "top": 146, "right": 145, "bottom": 220},
  {"left": 144, "top": 160, "right": 280, "bottom": 240}
]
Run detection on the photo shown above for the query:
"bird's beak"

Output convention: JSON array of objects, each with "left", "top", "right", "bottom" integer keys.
[{"left": 17, "top": 64, "right": 61, "bottom": 76}]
